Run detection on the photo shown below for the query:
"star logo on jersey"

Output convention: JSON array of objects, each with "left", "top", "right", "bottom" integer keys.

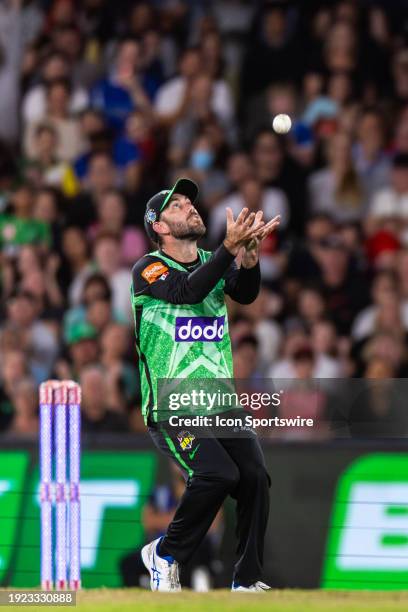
[{"left": 177, "top": 431, "right": 195, "bottom": 451}]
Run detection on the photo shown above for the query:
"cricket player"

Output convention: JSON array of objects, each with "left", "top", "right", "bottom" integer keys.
[{"left": 131, "top": 178, "right": 280, "bottom": 592}]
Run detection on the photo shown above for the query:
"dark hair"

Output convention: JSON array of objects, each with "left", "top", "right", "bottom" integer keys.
[
  {"left": 93, "top": 230, "right": 120, "bottom": 247},
  {"left": 35, "top": 123, "right": 57, "bottom": 138},
  {"left": 8, "top": 289, "right": 36, "bottom": 303},
  {"left": 180, "top": 45, "right": 201, "bottom": 59},
  {"left": 54, "top": 24, "right": 81, "bottom": 37},
  {"left": 88, "top": 150, "right": 113, "bottom": 166},
  {"left": 393, "top": 153, "right": 408, "bottom": 169},
  {"left": 83, "top": 273, "right": 112, "bottom": 302},
  {"left": 41, "top": 50, "right": 68, "bottom": 69},
  {"left": 236, "top": 334, "right": 259, "bottom": 350},
  {"left": 252, "top": 127, "right": 283, "bottom": 151},
  {"left": 45, "top": 77, "right": 71, "bottom": 96},
  {"left": 79, "top": 107, "right": 105, "bottom": 123},
  {"left": 293, "top": 346, "right": 314, "bottom": 362},
  {"left": 36, "top": 186, "right": 64, "bottom": 215},
  {"left": 117, "top": 35, "right": 141, "bottom": 53}
]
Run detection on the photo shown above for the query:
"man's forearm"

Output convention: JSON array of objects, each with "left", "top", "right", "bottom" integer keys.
[
  {"left": 225, "top": 261, "right": 261, "bottom": 304},
  {"left": 187, "top": 243, "right": 236, "bottom": 300}
]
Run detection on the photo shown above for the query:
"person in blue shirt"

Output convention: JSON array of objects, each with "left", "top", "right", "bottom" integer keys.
[
  {"left": 90, "top": 37, "right": 157, "bottom": 134},
  {"left": 73, "top": 126, "right": 141, "bottom": 186}
]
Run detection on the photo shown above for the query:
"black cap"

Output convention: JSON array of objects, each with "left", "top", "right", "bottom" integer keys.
[{"left": 144, "top": 178, "right": 199, "bottom": 242}]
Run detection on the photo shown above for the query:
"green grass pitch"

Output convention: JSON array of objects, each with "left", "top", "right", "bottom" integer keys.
[{"left": 3, "top": 589, "right": 408, "bottom": 611}]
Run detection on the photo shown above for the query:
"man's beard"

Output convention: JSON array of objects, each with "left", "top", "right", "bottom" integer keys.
[{"left": 169, "top": 216, "right": 206, "bottom": 241}]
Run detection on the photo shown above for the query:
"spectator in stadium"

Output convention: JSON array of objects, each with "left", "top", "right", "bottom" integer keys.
[
  {"left": 225, "top": 151, "right": 254, "bottom": 192},
  {"left": 86, "top": 295, "right": 114, "bottom": 334},
  {"left": 15, "top": 245, "right": 64, "bottom": 319},
  {"left": 92, "top": 232, "right": 133, "bottom": 322},
  {"left": 154, "top": 46, "right": 232, "bottom": 129},
  {"left": 323, "top": 19, "right": 359, "bottom": 76},
  {"left": 352, "top": 289, "right": 408, "bottom": 368},
  {"left": 0, "top": 184, "right": 50, "bottom": 255},
  {"left": 23, "top": 123, "right": 79, "bottom": 196},
  {"left": 54, "top": 320, "right": 99, "bottom": 381},
  {"left": 4, "top": 289, "right": 58, "bottom": 383},
  {"left": 396, "top": 249, "right": 408, "bottom": 301},
  {"left": 167, "top": 73, "right": 234, "bottom": 170},
  {"left": 59, "top": 225, "right": 92, "bottom": 304},
  {"left": 352, "top": 107, "right": 391, "bottom": 201},
  {"left": 100, "top": 322, "right": 140, "bottom": 418},
  {"left": 392, "top": 48, "right": 408, "bottom": 105},
  {"left": 79, "top": 364, "right": 128, "bottom": 432},
  {"left": 241, "top": 3, "right": 302, "bottom": 97},
  {"left": 124, "top": 109, "right": 157, "bottom": 168},
  {"left": 90, "top": 37, "right": 153, "bottom": 133},
  {"left": 63, "top": 271, "right": 112, "bottom": 335},
  {"left": 285, "top": 214, "right": 335, "bottom": 292},
  {"left": 209, "top": 177, "right": 288, "bottom": 246},
  {"left": 351, "top": 272, "right": 403, "bottom": 341},
  {"left": 74, "top": 114, "right": 142, "bottom": 193},
  {"left": 348, "top": 358, "right": 408, "bottom": 438},
  {"left": 274, "top": 344, "right": 332, "bottom": 439},
  {"left": 0, "top": 349, "right": 28, "bottom": 431},
  {"left": 296, "top": 286, "right": 326, "bottom": 329},
  {"left": 368, "top": 153, "right": 408, "bottom": 232},
  {"left": 357, "top": 331, "right": 408, "bottom": 377},
  {"left": 252, "top": 129, "right": 307, "bottom": 236},
  {"left": 33, "top": 187, "right": 64, "bottom": 248},
  {"left": 67, "top": 151, "right": 118, "bottom": 228},
  {"left": 0, "top": 0, "right": 24, "bottom": 143},
  {"left": 178, "top": 131, "right": 229, "bottom": 208},
  {"left": 22, "top": 50, "right": 88, "bottom": 125},
  {"left": 245, "top": 82, "right": 298, "bottom": 145},
  {"left": 233, "top": 334, "right": 261, "bottom": 380},
  {"left": 6, "top": 377, "right": 38, "bottom": 436},
  {"left": 88, "top": 189, "right": 147, "bottom": 266},
  {"left": 238, "top": 287, "right": 283, "bottom": 373},
  {"left": 314, "top": 234, "right": 369, "bottom": 335},
  {"left": 24, "top": 78, "right": 85, "bottom": 162},
  {"left": 309, "top": 131, "right": 364, "bottom": 222},
  {"left": 310, "top": 319, "right": 343, "bottom": 377}
]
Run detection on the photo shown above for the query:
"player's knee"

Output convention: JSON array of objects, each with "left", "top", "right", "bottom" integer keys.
[
  {"left": 242, "top": 463, "right": 270, "bottom": 490},
  {"left": 213, "top": 463, "right": 240, "bottom": 490},
  {"left": 192, "top": 463, "right": 240, "bottom": 490},
  {"left": 223, "top": 463, "right": 241, "bottom": 490}
]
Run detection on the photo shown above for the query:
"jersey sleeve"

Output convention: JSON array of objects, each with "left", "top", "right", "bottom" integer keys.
[
  {"left": 132, "top": 244, "right": 236, "bottom": 305},
  {"left": 223, "top": 260, "right": 261, "bottom": 304}
]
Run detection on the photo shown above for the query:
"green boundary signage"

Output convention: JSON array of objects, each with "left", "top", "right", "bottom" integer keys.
[
  {"left": 0, "top": 452, "right": 30, "bottom": 585},
  {"left": 2, "top": 445, "right": 408, "bottom": 589},
  {"left": 0, "top": 450, "right": 157, "bottom": 588},
  {"left": 322, "top": 453, "right": 408, "bottom": 590}
]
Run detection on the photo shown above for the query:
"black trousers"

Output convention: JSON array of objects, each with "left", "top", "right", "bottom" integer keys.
[{"left": 148, "top": 412, "right": 271, "bottom": 587}]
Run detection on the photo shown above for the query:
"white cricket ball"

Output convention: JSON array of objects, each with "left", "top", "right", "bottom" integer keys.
[{"left": 272, "top": 114, "right": 292, "bottom": 134}]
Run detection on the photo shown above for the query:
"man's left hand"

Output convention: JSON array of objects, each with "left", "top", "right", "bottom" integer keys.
[{"left": 242, "top": 213, "right": 281, "bottom": 268}]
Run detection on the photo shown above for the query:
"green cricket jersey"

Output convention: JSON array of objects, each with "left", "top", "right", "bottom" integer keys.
[{"left": 131, "top": 245, "right": 260, "bottom": 423}]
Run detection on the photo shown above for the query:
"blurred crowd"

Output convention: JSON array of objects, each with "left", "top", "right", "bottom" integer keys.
[{"left": 1, "top": 0, "right": 408, "bottom": 437}]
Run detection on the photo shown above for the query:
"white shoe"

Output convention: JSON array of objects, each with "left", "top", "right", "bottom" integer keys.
[
  {"left": 141, "top": 537, "right": 181, "bottom": 592},
  {"left": 232, "top": 580, "right": 271, "bottom": 592}
]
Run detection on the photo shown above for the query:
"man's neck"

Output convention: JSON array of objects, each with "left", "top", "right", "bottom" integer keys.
[{"left": 160, "top": 239, "right": 198, "bottom": 263}]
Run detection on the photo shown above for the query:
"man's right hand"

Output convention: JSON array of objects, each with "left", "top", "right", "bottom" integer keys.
[{"left": 223, "top": 207, "right": 265, "bottom": 256}]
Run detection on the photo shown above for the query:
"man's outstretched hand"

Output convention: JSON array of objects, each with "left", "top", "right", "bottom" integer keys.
[
  {"left": 242, "top": 213, "right": 281, "bottom": 268},
  {"left": 223, "top": 207, "right": 266, "bottom": 256}
]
